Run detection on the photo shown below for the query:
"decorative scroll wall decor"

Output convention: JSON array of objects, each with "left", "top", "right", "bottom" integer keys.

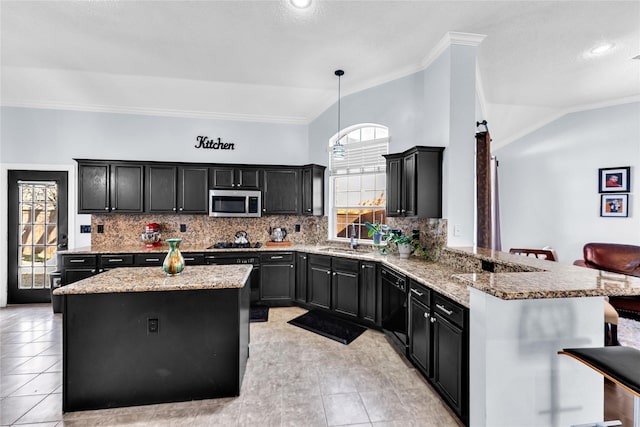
[{"left": 194, "top": 136, "right": 235, "bottom": 150}]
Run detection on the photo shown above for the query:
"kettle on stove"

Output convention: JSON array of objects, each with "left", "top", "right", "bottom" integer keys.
[{"left": 270, "top": 227, "right": 287, "bottom": 242}]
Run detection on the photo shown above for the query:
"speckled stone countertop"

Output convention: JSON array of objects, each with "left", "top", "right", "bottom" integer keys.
[
  {"left": 57, "top": 244, "right": 640, "bottom": 306},
  {"left": 53, "top": 265, "right": 252, "bottom": 295}
]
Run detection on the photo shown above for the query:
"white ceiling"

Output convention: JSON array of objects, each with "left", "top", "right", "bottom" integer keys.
[{"left": 2, "top": 0, "right": 639, "bottom": 146}]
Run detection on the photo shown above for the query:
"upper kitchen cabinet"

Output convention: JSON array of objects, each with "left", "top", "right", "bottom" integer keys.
[
  {"left": 384, "top": 146, "right": 444, "bottom": 218},
  {"left": 77, "top": 160, "right": 144, "bottom": 214},
  {"left": 301, "top": 164, "right": 325, "bottom": 216},
  {"left": 147, "top": 165, "right": 209, "bottom": 214},
  {"left": 262, "top": 168, "right": 299, "bottom": 215},
  {"left": 210, "top": 166, "right": 261, "bottom": 190}
]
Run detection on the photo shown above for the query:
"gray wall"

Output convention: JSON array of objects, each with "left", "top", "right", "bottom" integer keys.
[{"left": 494, "top": 101, "right": 640, "bottom": 263}]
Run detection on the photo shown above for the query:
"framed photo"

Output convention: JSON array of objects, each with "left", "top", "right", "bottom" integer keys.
[
  {"left": 600, "top": 194, "right": 628, "bottom": 217},
  {"left": 599, "top": 166, "right": 630, "bottom": 192}
]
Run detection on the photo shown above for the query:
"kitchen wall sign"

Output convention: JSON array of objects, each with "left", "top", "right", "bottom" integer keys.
[{"left": 195, "top": 136, "right": 235, "bottom": 150}]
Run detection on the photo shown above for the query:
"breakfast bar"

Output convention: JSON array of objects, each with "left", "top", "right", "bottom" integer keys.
[{"left": 54, "top": 265, "right": 252, "bottom": 412}]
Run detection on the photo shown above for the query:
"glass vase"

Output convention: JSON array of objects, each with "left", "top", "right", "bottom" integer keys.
[{"left": 163, "top": 238, "right": 185, "bottom": 276}]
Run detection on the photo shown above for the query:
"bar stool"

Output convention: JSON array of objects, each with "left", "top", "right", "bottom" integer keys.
[{"left": 559, "top": 346, "right": 640, "bottom": 427}]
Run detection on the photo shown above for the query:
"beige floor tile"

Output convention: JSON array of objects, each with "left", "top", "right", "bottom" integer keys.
[
  {"left": 14, "top": 393, "right": 62, "bottom": 424},
  {"left": 322, "top": 392, "right": 370, "bottom": 426},
  {"left": 0, "top": 373, "right": 38, "bottom": 397},
  {"left": 1, "top": 395, "right": 47, "bottom": 425}
]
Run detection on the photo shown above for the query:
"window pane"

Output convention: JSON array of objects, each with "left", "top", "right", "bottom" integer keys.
[
  {"left": 34, "top": 186, "right": 46, "bottom": 201},
  {"left": 361, "top": 127, "right": 375, "bottom": 141},
  {"left": 347, "top": 129, "right": 360, "bottom": 143},
  {"left": 376, "top": 127, "right": 388, "bottom": 139}
]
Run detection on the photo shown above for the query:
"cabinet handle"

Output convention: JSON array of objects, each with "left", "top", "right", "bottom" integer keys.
[
  {"left": 69, "top": 259, "right": 86, "bottom": 263},
  {"left": 332, "top": 272, "right": 336, "bottom": 276},
  {"left": 179, "top": 207, "right": 183, "bottom": 211},
  {"left": 92, "top": 269, "right": 96, "bottom": 273},
  {"left": 146, "top": 258, "right": 160, "bottom": 262},
  {"left": 327, "top": 271, "right": 331, "bottom": 275},
  {"left": 111, "top": 207, "right": 116, "bottom": 211},
  {"left": 108, "top": 258, "right": 123, "bottom": 262},
  {"left": 270, "top": 256, "right": 284, "bottom": 260},
  {"left": 263, "top": 208, "right": 266, "bottom": 212},
  {"left": 401, "top": 209, "right": 406, "bottom": 213},
  {"left": 362, "top": 265, "right": 365, "bottom": 269},
  {"left": 290, "top": 265, "right": 294, "bottom": 268},
  {"left": 302, "top": 256, "right": 306, "bottom": 260},
  {"left": 172, "top": 207, "right": 177, "bottom": 211},
  {"left": 183, "top": 257, "right": 195, "bottom": 261},
  {"left": 307, "top": 208, "right": 311, "bottom": 212},
  {"left": 424, "top": 312, "right": 430, "bottom": 319},
  {"left": 411, "top": 288, "right": 424, "bottom": 297},
  {"left": 396, "top": 209, "right": 400, "bottom": 213},
  {"left": 430, "top": 317, "right": 437, "bottom": 323},
  {"left": 436, "top": 303, "right": 454, "bottom": 316},
  {"left": 105, "top": 207, "right": 109, "bottom": 211}
]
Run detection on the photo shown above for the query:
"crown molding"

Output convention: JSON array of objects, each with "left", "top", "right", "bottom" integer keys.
[
  {"left": 421, "top": 31, "right": 486, "bottom": 69},
  {"left": 0, "top": 99, "right": 310, "bottom": 125}
]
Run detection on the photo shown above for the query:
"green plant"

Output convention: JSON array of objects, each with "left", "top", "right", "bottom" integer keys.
[{"left": 364, "top": 223, "right": 428, "bottom": 257}]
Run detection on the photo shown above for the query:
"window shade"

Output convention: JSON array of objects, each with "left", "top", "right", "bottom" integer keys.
[{"left": 330, "top": 138, "right": 388, "bottom": 176}]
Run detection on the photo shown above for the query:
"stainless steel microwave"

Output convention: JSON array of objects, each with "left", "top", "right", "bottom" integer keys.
[{"left": 209, "top": 189, "right": 261, "bottom": 217}]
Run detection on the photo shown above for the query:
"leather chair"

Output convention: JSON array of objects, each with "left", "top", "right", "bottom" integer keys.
[
  {"left": 574, "top": 243, "right": 640, "bottom": 322},
  {"left": 509, "top": 247, "right": 557, "bottom": 261}
]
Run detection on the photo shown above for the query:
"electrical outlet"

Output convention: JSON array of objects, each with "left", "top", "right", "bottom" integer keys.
[
  {"left": 180, "top": 224, "right": 186, "bottom": 232},
  {"left": 148, "top": 318, "right": 159, "bottom": 334},
  {"left": 295, "top": 224, "right": 300, "bottom": 232},
  {"left": 80, "top": 225, "right": 91, "bottom": 233},
  {"left": 453, "top": 224, "right": 462, "bottom": 237},
  {"left": 97, "top": 224, "right": 104, "bottom": 234}
]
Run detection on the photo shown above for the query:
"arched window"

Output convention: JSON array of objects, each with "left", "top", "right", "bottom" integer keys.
[{"left": 328, "top": 124, "right": 389, "bottom": 241}]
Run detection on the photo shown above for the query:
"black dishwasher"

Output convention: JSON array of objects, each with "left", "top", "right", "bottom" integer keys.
[
  {"left": 205, "top": 253, "right": 261, "bottom": 303},
  {"left": 381, "top": 266, "right": 408, "bottom": 354}
]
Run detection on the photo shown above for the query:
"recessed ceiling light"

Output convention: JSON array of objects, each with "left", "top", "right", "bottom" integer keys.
[
  {"left": 290, "top": 0, "right": 311, "bottom": 8},
  {"left": 590, "top": 43, "right": 614, "bottom": 55}
]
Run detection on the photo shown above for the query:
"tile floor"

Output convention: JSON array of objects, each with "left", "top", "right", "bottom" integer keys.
[{"left": 1, "top": 304, "right": 463, "bottom": 426}]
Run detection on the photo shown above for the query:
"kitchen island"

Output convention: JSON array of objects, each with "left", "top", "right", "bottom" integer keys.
[{"left": 53, "top": 265, "right": 252, "bottom": 412}]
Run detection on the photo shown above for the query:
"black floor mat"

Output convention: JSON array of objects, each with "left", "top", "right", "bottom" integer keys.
[
  {"left": 287, "top": 310, "right": 366, "bottom": 345},
  {"left": 250, "top": 305, "right": 269, "bottom": 322}
]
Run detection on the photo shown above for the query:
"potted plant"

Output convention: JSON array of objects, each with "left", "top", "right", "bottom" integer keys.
[
  {"left": 387, "top": 230, "right": 427, "bottom": 259},
  {"left": 364, "top": 222, "right": 391, "bottom": 254}
]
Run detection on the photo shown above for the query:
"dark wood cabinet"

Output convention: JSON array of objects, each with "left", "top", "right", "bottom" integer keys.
[
  {"left": 408, "top": 281, "right": 468, "bottom": 423},
  {"left": 301, "top": 165, "right": 325, "bottom": 216},
  {"left": 77, "top": 161, "right": 143, "bottom": 213},
  {"left": 262, "top": 168, "right": 299, "bottom": 215},
  {"left": 210, "top": 167, "right": 260, "bottom": 190},
  {"left": 259, "top": 253, "right": 294, "bottom": 303},
  {"left": 307, "top": 254, "right": 332, "bottom": 310},
  {"left": 331, "top": 258, "right": 360, "bottom": 318},
  {"left": 147, "top": 165, "right": 208, "bottom": 213},
  {"left": 384, "top": 146, "right": 443, "bottom": 218},
  {"left": 295, "top": 252, "right": 308, "bottom": 303},
  {"left": 359, "top": 261, "right": 378, "bottom": 324},
  {"left": 60, "top": 255, "right": 98, "bottom": 285}
]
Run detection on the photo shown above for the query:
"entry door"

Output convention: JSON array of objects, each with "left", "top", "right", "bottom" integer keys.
[{"left": 8, "top": 170, "right": 68, "bottom": 304}]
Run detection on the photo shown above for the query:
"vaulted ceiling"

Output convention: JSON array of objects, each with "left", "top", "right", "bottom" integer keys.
[{"left": 2, "top": 1, "right": 639, "bottom": 147}]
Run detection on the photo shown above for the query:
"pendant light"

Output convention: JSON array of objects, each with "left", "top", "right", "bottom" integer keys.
[{"left": 332, "top": 69, "right": 345, "bottom": 160}]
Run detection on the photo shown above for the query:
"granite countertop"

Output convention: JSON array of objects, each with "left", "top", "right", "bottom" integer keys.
[
  {"left": 57, "top": 244, "right": 640, "bottom": 305},
  {"left": 53, "top": 265, "right": 253, "bottom": 295}
]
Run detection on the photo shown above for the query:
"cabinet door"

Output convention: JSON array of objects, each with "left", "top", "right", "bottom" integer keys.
[
  {"left": 178, "top": 166, "right": 208, "bottom": 213},
  {"left": 410, "top": 298, "right": 431, "bottom": 378},
  {"left": 147, "top": 165, "right": 178, "bottom": 213},
  {"left": 414, "top": 147, "right": 444, "bottom": 218},
  {"left": 62, "top": 268, "right": 97, "bottom": 285},
  {"left": 110, "top": 164, "right": 144, "bottom": 213},
  {"left": 260, "top": 263, "right": 294, "bottom": 301},
  {"left": 386, "top": 157, "right": 402, "bottom": 217},
  {"left": 307, "top": 255, "right": 331, "bottom": 310},
  {"left": 403, "top": 152, "right": 417, "bottom": 216},
  {"left": 295, "top": 253, "right": 308, "bottom": 303},
  {"left": 78, "top": 163, "right": 109, "bottom": 213},
  {"left": 359, "top": 261, "right": 377, "bottom": 323},
  {"left": 237, "top": 168, "right": 260, "bottom": 190},
  {"left": 210, "top": 167, "right": 235, "bottom": 189},
  {"left": 433, "top": 313, "right": 463, "bottom": 415},
  {"left": 301, "top": 165, "right": 324, "bottom": 216},
  {"left": 262, "top": 169, "right": 299, "bottom": 214},
  {"left": 331, "top": 258, "right": 360, "bottom": 318}
]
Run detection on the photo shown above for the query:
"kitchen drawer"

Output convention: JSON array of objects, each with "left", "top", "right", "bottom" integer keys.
[
  {"left": 182, "top": 253, "right": 205, "bottom": 265},
  {"left": 134, "top": 253, "right": 164, "bottom": 266},
  {"left": 62, "top": 255, "right": 97, "bottom": 268},
  {"left": 433, "top": 294, "right": 465, "bottom": 329},
  {"left": 409, "top": 280, "right": 430, "bottom": 307},
  {"left": 100, "top": 254, "right": 134, "bottom": 267},
  {"left": 260, "top": 252, "right": 293, "bottom": 263}
]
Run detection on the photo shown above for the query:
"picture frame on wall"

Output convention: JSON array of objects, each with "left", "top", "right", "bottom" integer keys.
[
  {"left": 599, "top": 166, "right": 630, "bottom": 193},
  {"left": 601, "top": 194, "right": 628, "bottom": 217}
]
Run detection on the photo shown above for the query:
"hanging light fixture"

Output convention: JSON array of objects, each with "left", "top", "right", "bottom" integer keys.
[{"left": 332, "top": 69, "right": 345, "bottom": 160}]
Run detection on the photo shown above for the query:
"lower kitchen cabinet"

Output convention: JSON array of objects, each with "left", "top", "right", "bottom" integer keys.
[
  {"left": 259, "top": 253, "right": 294, "bottom": 304},
  {"left": 359, "top": 261, "right": 378, "bottom": 324},
  {"left": 307, "top": 254, "right": 331, "bottom": 310},
  {"left": 295, "top": 252, "right": 308, "bottom": 303},
  {"left": 331, "top": 258, "right": 360, "bottom": 319},
  {"left": 408, "top": 281, "right": 468, "bottom": 424},
  {"left": 60, "top": 255, "right": 98, "bottom": 285}
]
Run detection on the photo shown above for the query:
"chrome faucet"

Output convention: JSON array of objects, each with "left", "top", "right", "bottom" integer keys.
[{"left": 350, "top": 223, "right": 358, "bottom": 249}]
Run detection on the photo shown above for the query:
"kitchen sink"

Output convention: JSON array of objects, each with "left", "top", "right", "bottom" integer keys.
[{"left": 318, "top": 246, "right": 371, "bottom": 255}]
